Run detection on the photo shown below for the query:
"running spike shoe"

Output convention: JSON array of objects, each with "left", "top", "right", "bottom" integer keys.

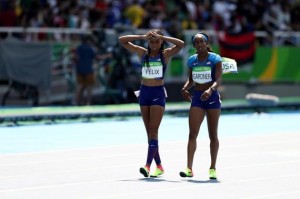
[
  {"left": 150, "top": 167, "right": 164, "bottom": 177},
  {"left": 179, "top": 167, "right": 194, "bottom": 178},
  {"left": 209, "top": 169, "right": 217, "bottom": 179},
  {"left": 139, "top": 166, "right": 150, "bottom": 177}
]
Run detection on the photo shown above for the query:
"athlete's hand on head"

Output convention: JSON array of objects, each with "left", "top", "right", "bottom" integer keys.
[
  {"left": 146, "top": 31, "right": 160, "bottom": 41},
  {"left": 181, "top": 89, "right": 192, "bottom": 102}
]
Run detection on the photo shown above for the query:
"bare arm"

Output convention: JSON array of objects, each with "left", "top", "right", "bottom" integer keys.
[
  {"left": 160, "top": 35, "right": 185, "bottom": 60},
  {"left": 181, "top": 69, "right": 194, "bottom": 102},
  {"left": 118, "top": 35, "right": 147, "bottom": 59},
  {"left": 200, "top": 61, "right": 222, "bottom": 101},
  {"left": 210, "top": 61, "right": 222, "bottom": 91}
]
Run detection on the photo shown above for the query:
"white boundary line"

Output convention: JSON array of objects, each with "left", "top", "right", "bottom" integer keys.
[
  {"left": 243, "top": 190, "right": 300, "bottom": 199},
  {"left": 0, "top": 160, "right": 299, "bottom": 193}
]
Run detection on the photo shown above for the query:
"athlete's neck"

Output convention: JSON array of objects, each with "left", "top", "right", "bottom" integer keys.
[
  {"left": 197, "top": 51, "right": 209, "bottom": 62},
  {"left": 149, "top": 50, "right": 160, "bottom": 57}
]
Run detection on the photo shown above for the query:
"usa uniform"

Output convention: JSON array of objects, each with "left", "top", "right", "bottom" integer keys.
[{"left": 187, "top": 52, "right": 222, "bottom": 109}]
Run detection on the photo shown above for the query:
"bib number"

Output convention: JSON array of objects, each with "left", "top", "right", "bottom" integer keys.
[
  {"left": 192, "top": 67, "right": 212, "bottom": 84},
  {"left": 142, "top": 65, "right": 163, "bottom": 79}
]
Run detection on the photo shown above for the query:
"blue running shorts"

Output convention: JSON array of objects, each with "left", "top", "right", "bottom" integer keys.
[
  {"left": 138, "top": 85, "right": 166, "bottom": 107},
  {"left": 191, "top": 90, "right": 221, "bottom": 109}
]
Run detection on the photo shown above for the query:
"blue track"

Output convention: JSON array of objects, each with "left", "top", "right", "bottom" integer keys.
[{"left": 0, "top": 111, "right": 299, "bottom": 154}]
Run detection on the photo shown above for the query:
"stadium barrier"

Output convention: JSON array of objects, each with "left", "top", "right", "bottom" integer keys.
[{"left": 1, "top": 28, "right": 300, "bottom": 106}]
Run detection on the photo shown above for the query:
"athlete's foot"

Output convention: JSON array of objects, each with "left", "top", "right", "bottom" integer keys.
[
  {"left": 179, "top": 167, "right": 193, "bottom": 178},
  {"left": 139, "top": 166, "right": 150, "bottom": 177},
  {"left": 209, "top": 168, "right": 217, "bottom": 179},
  {"left": 150, "top": 166, "right": 164, "bottom": 177}
]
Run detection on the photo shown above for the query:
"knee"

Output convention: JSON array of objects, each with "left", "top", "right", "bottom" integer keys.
[
  {"left": 209, "top": 134, "right": 219, "bottom": 142},
  {"left": 188, "top": 132, "right": 198, "bottom": 141},
  {"left": 148, "top": 127, "right": 158, "bottom": 139}
]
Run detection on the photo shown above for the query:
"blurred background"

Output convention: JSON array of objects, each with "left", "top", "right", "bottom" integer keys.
[{"left": 0, "top": 0, "right": 300, "bottom": 107}]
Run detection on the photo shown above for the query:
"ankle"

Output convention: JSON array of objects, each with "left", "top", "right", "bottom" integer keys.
[
  {"left": 157, "top": 164, "right": 163, "bottom": 169},
  {"left": 145, "top": 165, "right": 150, "bottom": 170}
]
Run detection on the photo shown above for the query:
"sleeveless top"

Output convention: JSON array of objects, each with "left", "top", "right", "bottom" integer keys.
[{"left": 141, "top": 53, "right": 167, "bottom": 79}]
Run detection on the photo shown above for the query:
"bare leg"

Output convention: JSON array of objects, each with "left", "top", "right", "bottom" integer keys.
[
  {"left": 140, "top": 105, "right": 164, "bottom": 166},
  {"left": 206, "top": 109, "right": 220, "bottom": 169},
  {"left": 187, "top": 107, "right": 205, "bottom": 169}
]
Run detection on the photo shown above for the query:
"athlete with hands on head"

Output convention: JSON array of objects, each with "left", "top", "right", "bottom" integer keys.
[{"left": 119, "top": 29, "right": 185, "bottom": 178}]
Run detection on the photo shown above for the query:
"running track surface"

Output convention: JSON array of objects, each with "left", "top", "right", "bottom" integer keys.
[{"left": 0, "top": 111, "right": 299, "bottom": 199}]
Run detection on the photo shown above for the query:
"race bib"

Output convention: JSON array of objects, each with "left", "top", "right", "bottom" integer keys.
[
  {"left": 192, "top": 66, "right": 212, "bottom": 84},
  {"left": 222, "top": 57, "right": 238, "bottom": 74},
  {"left": 142, "top": 62, "right": 163, "bottom": 79}
]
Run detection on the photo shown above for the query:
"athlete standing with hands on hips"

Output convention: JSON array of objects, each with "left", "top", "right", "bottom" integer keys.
[
  {"left": 179, "top": 32, "right": 222, "bottom": 180},
  {"left": 119, "top": 30, "right": 185, "bottom": 177}
]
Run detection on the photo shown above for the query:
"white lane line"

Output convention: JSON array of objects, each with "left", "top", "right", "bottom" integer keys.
[
  {"left": 0, "top": 151, "right": 146, "bottom": 167},
  {"left": 0, "top": 154, "right": 299, "bottom": 180},
  {"left": 222, "top": 159, "right": 300, "bottom": 170},
  {"left": 86, "top": 174, "right": 300, "bottom": 199},
  {"left": 0, "top": 144, "right": 146, "bottom": 157},
  {"left": 0, "top": 162, "right": 137, "bottom": 180},
  {"left": 0, "top": 152, "right": 300, "bottom": 180},
  {"left": 0, "top": 138, "right": 299, "bottom": 167},
  {"left": 0, "top": 171, "right": 299, "bottom": 194},
  {"left": 243, "top": 190, "right": 300, "bottom": 199},
  {"left": 0, "top": 176, "right": 142, "bottom": 193}
]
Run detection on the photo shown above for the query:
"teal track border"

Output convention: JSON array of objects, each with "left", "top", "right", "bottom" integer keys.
[{"left": 0, "top": 97, "right": 300, "bottom": 125}]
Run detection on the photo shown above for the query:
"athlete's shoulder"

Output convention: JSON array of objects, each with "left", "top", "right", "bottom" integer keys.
[
  {"left": 187, "top": 54, "right": 197, "bottom": 67},
  {"left": 208, "top": 52, "right": 222, "bottom": 64},
  {"left": 189, "top": 54, "right": 198, "bottom": 60}
]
